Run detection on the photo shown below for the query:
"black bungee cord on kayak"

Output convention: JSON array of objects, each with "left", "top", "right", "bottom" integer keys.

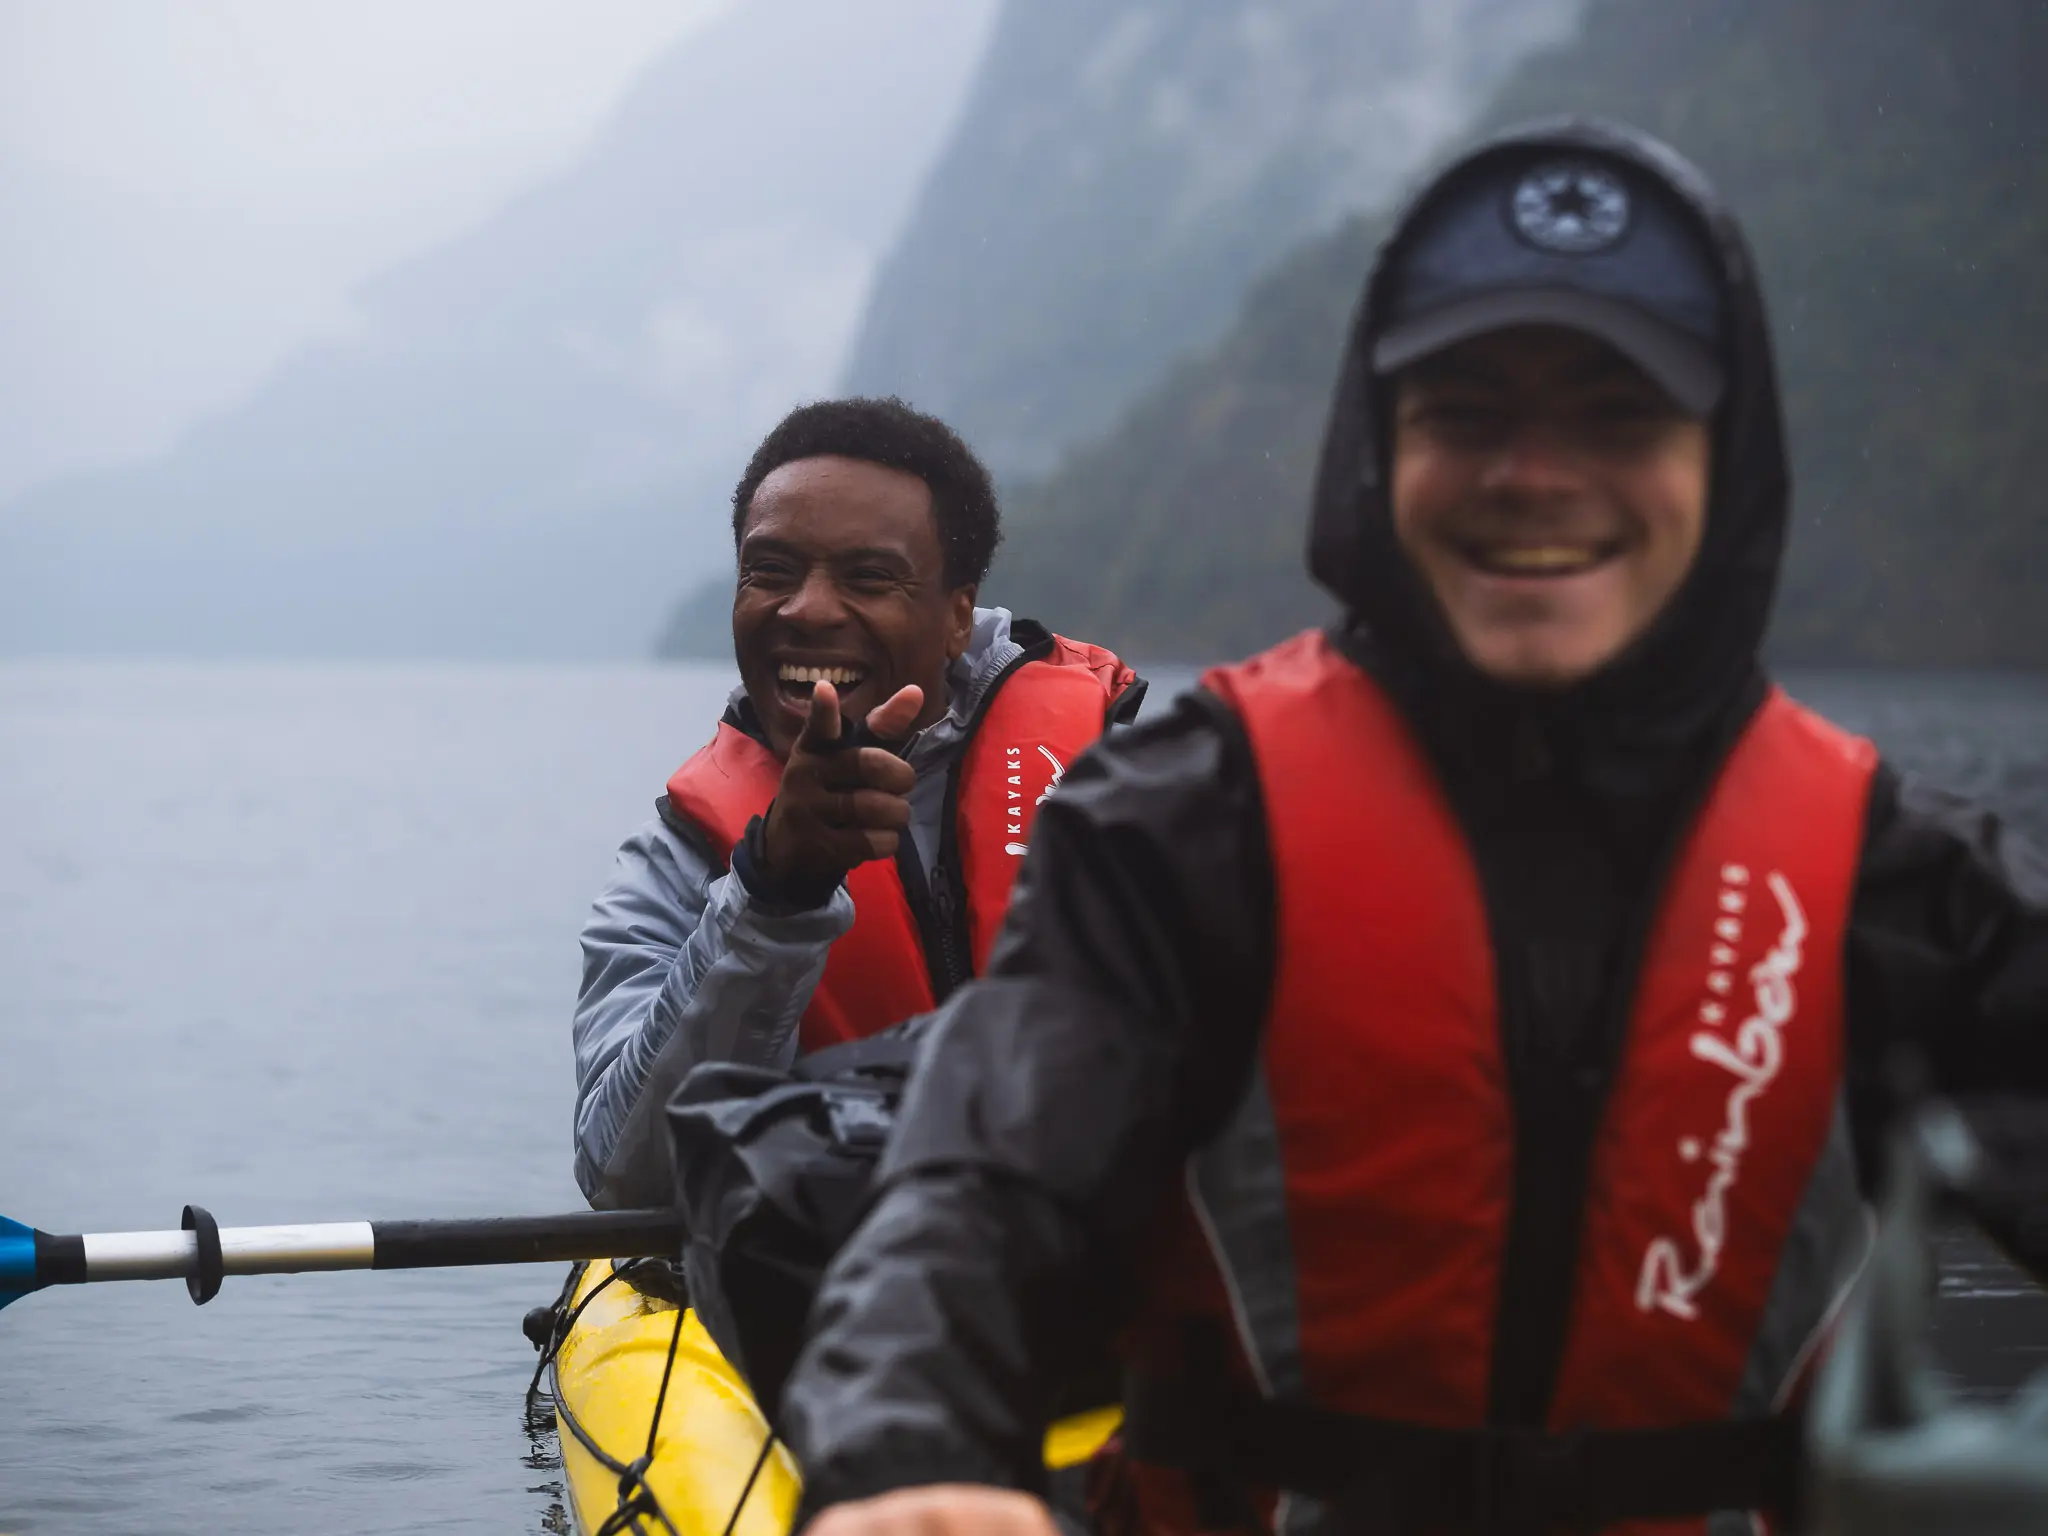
[
  {"left": 524, "top": 1260, "right": 778, "bottom": 1536},
  {"left": 595, "top": 1305, "right": 688, "bottom": 1536},
  {"left": 721, "top": 1430, "right": 780, "bottom": 1536},
  {"left": 522, "top": 1261, "right": 616, "bottom": 1402},
  {"left": 526, "top": 1262, "right": 683, "bottom": 1536}
]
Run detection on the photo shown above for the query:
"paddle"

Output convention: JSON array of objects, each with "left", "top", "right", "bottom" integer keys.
[{"left": 0, "top": 1204, "right": 683, "bottom": 1311}]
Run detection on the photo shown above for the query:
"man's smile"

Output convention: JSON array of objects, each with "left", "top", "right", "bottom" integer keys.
[
  {"left": 1455, "top": 537, "right": 1627, "bottom": 578},
  {"left": 768, "top": 654, "right": 877, "bottom": 724},
  {"left": 776, "top": 662, "right": 869, "bottom": 694}
]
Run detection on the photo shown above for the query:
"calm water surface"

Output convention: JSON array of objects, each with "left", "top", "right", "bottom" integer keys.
[{"left": 1, "top": 662, "right": 2043, "bottom": 1532}]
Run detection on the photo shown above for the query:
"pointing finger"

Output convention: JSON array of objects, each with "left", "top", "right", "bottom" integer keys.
[{"left": 797, "top": 679, "right": 844, "bottom": 751}]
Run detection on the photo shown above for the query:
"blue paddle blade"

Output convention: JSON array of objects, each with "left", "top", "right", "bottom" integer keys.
[{"left": 1, "top": 1213, "right": 38, "bottom": 1311}]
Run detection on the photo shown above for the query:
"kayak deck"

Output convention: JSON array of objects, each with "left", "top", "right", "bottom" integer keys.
[
  {"left": 548, "top": 1261, "right": 1122, "bottom": 1536},
  {"left": 552, "top": 1260, "right": 800, "bottom": 1536}
]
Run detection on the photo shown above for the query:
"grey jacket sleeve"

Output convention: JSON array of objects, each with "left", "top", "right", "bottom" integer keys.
[{"left": 572, "top": 815, "right": 854, "bottom": 1208}]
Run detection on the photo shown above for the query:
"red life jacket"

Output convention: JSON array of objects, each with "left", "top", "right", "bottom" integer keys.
[
  {"left": 1119, "top": 630, "right": 1877, "bottom": 1536},
  {"left": 663, "top": 631, "right": 1138, "bottom": 1054}
]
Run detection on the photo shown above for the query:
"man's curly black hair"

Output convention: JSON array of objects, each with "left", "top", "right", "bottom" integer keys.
[{"left": 731, "top": 396, "right": 1002, "bottom": 589}]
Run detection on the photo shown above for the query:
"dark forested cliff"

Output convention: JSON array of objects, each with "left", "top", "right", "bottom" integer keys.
[
  {"left": 989, "top": 0, "right": 2048, "bottom": 665},
  {"left": 839, "top": 0, "right": 1581, "bottom": 481}
]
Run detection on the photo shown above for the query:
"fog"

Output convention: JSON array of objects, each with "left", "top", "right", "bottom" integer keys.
[
  {"left": 6, "top": 1, "right": 2033, "bottom": 667},
  {"left": 0, "top": 0, "right": 1002, "bottom": 659},
  {"left": 0, "top": 1, "right": 738, "bottom": 499},
  {"left": 3, "top": 8, "right": 2043, "bottom": 1527}
]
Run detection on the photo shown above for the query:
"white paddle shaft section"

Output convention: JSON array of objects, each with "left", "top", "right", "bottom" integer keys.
[{"left": 82, "top": 1222, "right": 375, "bottom": 1281}]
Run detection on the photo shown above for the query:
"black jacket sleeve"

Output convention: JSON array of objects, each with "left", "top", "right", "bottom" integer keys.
[
  {"left": 779, "top": 689, "right": 1275, "bottom": 1514},
  {"left": 1845, "top": 761, "right": 2048, "bottom": 1191}
]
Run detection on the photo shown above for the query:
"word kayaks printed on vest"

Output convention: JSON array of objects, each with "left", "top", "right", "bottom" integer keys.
[{"left": 1003, "top": 745, "right": 1065, "bottom": 857}]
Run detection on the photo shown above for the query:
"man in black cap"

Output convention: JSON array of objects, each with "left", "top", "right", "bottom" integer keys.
[{"left": 777, "top": 120, "right": 2048, "bottom": 1536}]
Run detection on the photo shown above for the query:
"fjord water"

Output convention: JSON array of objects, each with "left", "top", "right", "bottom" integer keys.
[{"left": 2, "top": 662, "right": 2044, "bottom": 1533}]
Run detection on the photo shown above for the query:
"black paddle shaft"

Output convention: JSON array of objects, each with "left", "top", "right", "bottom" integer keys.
[{"left": 370, "top": 1208, "right": 685, "bottom": 1269}]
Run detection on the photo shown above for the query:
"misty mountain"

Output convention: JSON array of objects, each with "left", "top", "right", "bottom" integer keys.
[
  {"left": 0, "top": 0, "right": 995, "bottom": 660},
  {"left": 985, "top": 0, "right": 2048, "bottom": 666},
  {"left": 842, "top": 0, "right": 1583, "bottom": 482},
  {"left": 656, "top": 0, "right": 1584, "bottom": 657}
]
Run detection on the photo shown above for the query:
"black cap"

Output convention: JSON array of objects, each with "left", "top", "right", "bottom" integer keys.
[{"left": 1372, "top": 150, "right": 1728, "bottom": 414}]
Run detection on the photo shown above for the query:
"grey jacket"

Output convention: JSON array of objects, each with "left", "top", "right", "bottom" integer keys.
[{"left": 572, "top": 608, "right": 1029, "bottom": 1208}]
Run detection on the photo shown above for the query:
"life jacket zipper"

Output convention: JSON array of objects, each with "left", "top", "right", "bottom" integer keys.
[
  {"left": 1476, "top": 686, "right": 1768, "bottom": 1426},
  {"left": 926, "top": 866, "right": 969, "bottom": 999}
]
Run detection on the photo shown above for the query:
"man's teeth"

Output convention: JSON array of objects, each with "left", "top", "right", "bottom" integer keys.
[
  {"left": 1482, "top": 545, "right": 1602, "bottom": 572},
  {"left": 778, "top": 665, "right": 865, "bottom": 686}
]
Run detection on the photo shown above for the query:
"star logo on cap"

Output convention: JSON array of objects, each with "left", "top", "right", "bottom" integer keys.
[{"left": 1510, "top": 161, "right": 1630, "bottom": 254}]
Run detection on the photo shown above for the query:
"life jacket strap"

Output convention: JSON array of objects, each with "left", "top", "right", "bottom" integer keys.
[{"left": 1121, "top": 1370, "right": 1802, "bottom": 1534}]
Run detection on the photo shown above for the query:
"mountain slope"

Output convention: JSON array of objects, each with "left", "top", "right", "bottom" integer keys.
[
  {"left": 839, "top": 0, "right": 1584, "bottom": 482},
  {"left": 0, "top": 0, "right": 996, "bottom": 660},
  {"left": 655, "top": 0, "right": 1583, "bottom": 657},
  {"left": 991, "top": 0, "right": 2048, "bottom": 665}
]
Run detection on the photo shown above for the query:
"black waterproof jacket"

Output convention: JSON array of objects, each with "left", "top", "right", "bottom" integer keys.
[{"left": 779, "top": 119, "right": 2048, "bottom": 1514}]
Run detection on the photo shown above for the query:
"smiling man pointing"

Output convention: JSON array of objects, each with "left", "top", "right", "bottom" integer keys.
[{"left": 572, "top": 397, "right": 1141, "bottom": 1210}]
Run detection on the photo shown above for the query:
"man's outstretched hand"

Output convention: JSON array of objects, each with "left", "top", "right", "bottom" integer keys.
[
  {"left": 760, "top": 680, "right": 924, "bottom": 894},
  {"left": 806, "top": 1487, "right": 1060, "bottom": 1536}
]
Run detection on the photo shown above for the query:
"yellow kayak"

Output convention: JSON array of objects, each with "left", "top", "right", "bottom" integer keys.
[{"left": 546, "top": 1260, "right": 1123, "bottom": 1536}]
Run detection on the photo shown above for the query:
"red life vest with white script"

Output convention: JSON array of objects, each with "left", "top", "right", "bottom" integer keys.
[
  {"left": 664, "top": 632, "right": 1137, "bottom": 1055},
  {"left": 1128, "top": 631, "right": 1877, "bottom": 1535}
]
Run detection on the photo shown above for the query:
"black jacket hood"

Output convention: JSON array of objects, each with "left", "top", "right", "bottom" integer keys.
[{"left": 1310, "top": 117, "right": 1789, "bottom": 787}]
